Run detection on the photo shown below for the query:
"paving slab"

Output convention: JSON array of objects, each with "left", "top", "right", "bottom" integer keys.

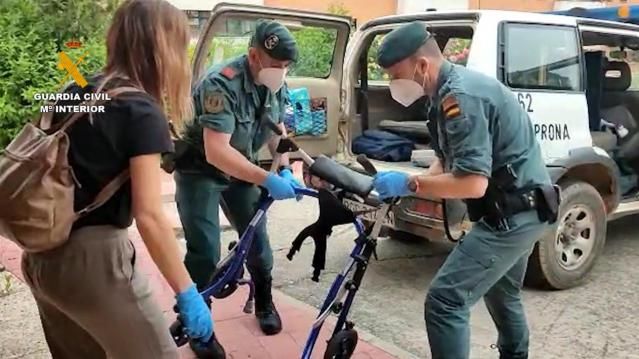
[
  {"left": 0, "top": 226, "right": 405, "bottom": 359},
  {"left": 161, "top": 172, "right": 231, "bottom": 232}
]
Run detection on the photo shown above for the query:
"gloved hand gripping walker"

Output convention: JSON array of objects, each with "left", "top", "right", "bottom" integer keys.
[
  {"left": 169, "top": 116, "right": 400, "bottom": 359},
  {"left": 267, "top": 121, "right": 402, "bottom": 359}
]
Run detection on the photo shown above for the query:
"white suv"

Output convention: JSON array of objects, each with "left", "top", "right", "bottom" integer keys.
[{"left": 192, "top": 3, "right": 639, "bottom": 291}]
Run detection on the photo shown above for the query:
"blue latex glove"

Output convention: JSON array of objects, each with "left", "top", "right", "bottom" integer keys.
[
  {"left": 279, "top": 168, "right": 305, "bottom": 201},
  {"left": 372, "top": 171, "right": 412, "bottom": 200},
  {"left": 262, "top": 172, "right": 297, "bottom": 200},
  {"left": 175, "top": 284, "right": 213, "bottom": 343}
]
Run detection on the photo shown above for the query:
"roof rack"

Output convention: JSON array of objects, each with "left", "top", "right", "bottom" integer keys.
[{"left": 547, "top": 4, "right": 639, "bottom": 25}]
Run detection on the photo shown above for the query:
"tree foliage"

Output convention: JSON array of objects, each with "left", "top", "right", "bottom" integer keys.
[
  {"left": 289, "top": 28, "right": 338, "bottom": 78},
  {"left": 0, "top": 0, "right": 386, "bottom": 147},
  {"left": 0, "top": 0, "right": 116, "bottom": 147},
  {"left": 190, "top": 2, "right": 349, "bottom": 79}
]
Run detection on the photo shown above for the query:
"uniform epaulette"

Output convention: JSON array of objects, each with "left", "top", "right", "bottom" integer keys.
[{"left": 220, "top": 66, "right": 237, "bottom": 80}]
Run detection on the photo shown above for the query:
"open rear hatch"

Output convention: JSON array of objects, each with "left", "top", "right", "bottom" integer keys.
[
  {"left": 340, "top": 13, "right": 480, "bottom": 241},
  {"left": 192, "top": 2, "right": 354, "bottom": 162}
]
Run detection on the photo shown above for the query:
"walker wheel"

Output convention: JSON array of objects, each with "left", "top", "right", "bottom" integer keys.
[
  {"left": 324, "top": 329, "right": 358, "bottom": 359},
  {"left": 212, "top": 265, "right": 244, "bottom": 299},
  {"left": 190, "top": 332, "right": 226, "bottom": 359},
  {"left": 169, "top": 319, "right": 188, "bottom": 347},
  {"left": 213, "top": 281, "right": 238, "bottom": 299}
]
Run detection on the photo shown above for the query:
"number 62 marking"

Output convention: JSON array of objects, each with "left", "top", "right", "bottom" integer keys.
[{"left": 517, "top": 93, "right": 533, "bottom": 113}]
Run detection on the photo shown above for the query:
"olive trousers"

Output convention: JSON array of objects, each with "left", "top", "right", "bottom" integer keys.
[
  {"left": 174, "top": 171, "right": 273, "bottom": 291},
  {"left": 425, "top": 210, "right": 551, "bottom": 359}
]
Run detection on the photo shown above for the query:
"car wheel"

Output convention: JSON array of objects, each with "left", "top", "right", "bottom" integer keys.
[{"left": 524, "top": 180, "right": 607, "bottom": 290}]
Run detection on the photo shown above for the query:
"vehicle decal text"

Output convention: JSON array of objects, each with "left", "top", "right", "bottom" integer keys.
[
  {"left": 517, "top": 92, "right": 533, "bottom": 113},
  {"left": 534, "top": 123, "right": 571, "bottom": 141}
]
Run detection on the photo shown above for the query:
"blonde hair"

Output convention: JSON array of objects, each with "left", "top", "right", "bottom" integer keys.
[{"left": 104, "top": 0, "right": 193, "bottom": 132}]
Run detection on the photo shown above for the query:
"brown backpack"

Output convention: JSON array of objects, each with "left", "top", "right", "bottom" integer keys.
[{"left": 0, "top": 80, "right": 144, "bottom": 253}]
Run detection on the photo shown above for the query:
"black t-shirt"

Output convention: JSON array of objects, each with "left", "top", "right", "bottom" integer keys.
[{"left": 50, "top": 75, "right": 173, "bottom": 229}]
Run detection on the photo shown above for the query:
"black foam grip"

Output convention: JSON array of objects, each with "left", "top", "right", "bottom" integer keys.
[
  {"left": 309, "top": 155, "right": 374, "bottom": 197},
  {"left": 356, "top": 154, "right": 377, "bottom": 175}
]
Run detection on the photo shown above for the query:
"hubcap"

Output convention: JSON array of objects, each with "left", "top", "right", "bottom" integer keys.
[{"left": 555, "top": 205, "right": 596, "bottom": 271}]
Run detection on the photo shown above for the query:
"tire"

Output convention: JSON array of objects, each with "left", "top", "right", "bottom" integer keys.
[
  {"left": 324, "top": 329, "right": 359, "bottom": 359},
  {"left": 212, "top": 265, "right": 244, "bottom": 299},
  {"left": 190, "top": 332, "right": 226, "bottom": 359},
  {"left": 524, "top": 180, "right": 607, "bottom": 290}
]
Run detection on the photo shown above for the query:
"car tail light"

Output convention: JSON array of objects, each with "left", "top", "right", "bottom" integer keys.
[{"left": 408, "top": 199, "right": 444, "bottom": 219}]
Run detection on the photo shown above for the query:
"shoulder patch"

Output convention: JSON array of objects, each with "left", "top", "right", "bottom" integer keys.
[
  {"left": 441, "top": 94, "right": 461, "bottom": 120},
  {"left": 220, "top": 67, "right": 237, "bottom": 80},
  {"left": 204, "top": 92, "right": 225, "bottom": 114}
]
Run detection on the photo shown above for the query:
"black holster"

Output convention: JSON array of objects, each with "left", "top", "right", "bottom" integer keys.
[
  {"left": 161, "top": 138, "right": 191, "bottom": 174},
  {"left": 466, "top": 165, "right": 561, "bottom": 226},
  {"left": 534, "top": 184, "right": 561, "bottom": 224}
]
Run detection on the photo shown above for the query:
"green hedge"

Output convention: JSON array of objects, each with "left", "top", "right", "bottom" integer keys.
[
  {"left": 0, "top": 1, "right": 365, "bottom": 148},
  {"left": 0, "top": 0, "right": 115, "bottom": 147},
  {"left": 189, "top": 26, "right": 339, "bottom": 79},
  {"left": 0, "top": 0, "right": 476, "bottom": 148}
]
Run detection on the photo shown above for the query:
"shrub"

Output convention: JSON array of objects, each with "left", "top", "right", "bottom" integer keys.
[
  {"left": 0, "top": 1, "right": 387, "bottom": 147},
  {"left": 0, "top": 0, "right": 114, "bottom": 147},
  {"left": 289, "top": 27, "right": 337, "bottom": 78}
]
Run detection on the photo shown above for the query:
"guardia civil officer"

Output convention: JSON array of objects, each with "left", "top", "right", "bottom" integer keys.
[
  {"left": 173, "top": 20, "right": 304, "bottom": 352},
  {"left": 371, "top": 22, "right": 559, "bottom": 359}
]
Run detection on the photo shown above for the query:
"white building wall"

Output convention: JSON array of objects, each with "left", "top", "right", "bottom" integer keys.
[
  {"left": 553, "top": 1, "right": 606, "bottom": 11},
  {"left": 397, "top": 0, "right": 469, "bottom": 14},
  {"left": 166, "top": 0, "right": 263, "bottom": 11}
]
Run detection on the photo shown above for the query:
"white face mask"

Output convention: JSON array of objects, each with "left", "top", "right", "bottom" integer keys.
[
  {"left": 257, "top": 57, "right": 287, "bottom": 93},
  {"left": 389, "top": 64, "right": 426, "bottom": 107}
]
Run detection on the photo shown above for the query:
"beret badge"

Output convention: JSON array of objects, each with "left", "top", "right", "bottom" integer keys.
[{"left": 264, "top": 34, "right": 279, "bottom": 50}]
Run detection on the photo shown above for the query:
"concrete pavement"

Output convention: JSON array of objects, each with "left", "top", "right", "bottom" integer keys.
[
  {"left": 261, "top": 198, "right": 639, "bottom": 359},
  {"left": 0, "top": 167, "right": 411, "bottom": 359},
  {"left": 2, "top": 168, "right": 639, "bottom": 358}
]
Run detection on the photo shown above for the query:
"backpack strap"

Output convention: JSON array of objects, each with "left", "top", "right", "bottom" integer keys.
[
  {"left": 74, "top": 169, "right": 131, "bottom": 219},
  {"left": 39, "top": 111, "right": 56, "bottom": 131},
  {"left": 38, "top": 80, "right": 76, "bottom": 130}
]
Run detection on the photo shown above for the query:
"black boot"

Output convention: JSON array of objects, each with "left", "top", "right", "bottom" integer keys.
[
  {"left": 189, "top": 297, "right": 227, "bottom": 359},
  {"left": 253, "top": 275, "right": 282, "bottom": 335}
]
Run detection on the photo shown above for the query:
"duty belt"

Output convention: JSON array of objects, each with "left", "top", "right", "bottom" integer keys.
[
  {"left": 471, "top": 184, "right": 560, "bottom": 231},
  {"left": 500, "top": 188, "right": 540, "bottom": 217}
]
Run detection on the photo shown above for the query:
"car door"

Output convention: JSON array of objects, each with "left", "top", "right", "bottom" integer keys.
[
  {"left": 191, "top": 2, "right": 354, "bottom": 163},
  {"left": 497, "top": 21, "right": 591, "bottom": 162}
]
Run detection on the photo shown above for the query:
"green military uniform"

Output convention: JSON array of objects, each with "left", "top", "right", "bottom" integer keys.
[
  {"left": 176, "top": 52, "right": 288, "bottom": 285},
  {"left": 377, "top": 23, "right": 556, "bottom": 359},
  {"left": 174, "top": 20, "right": 297, "bottom": 336}
]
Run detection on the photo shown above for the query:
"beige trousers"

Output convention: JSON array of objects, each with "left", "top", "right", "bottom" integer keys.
[{"left": 21, "top": 225, "right": 179, "bottom": 359}]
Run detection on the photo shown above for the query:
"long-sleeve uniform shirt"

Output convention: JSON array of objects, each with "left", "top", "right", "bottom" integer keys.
[
  {"left": 178, "top": 54, "right": 288, "bottom": 184},
  {"left": 426, "top": 60, "right": 551, "bottom": 192}
]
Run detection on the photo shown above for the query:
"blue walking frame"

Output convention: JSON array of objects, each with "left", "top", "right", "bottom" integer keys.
[
  {"left": 300, "top": 213, "right": 369, "bottom": 358},
  {"left": 170, "top": 115, "right": 393, "bottom": 359}
]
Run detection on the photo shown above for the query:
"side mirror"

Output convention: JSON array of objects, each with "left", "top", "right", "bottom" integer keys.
[{"left": 609, "top": 50, "right": 627, "bottom": 60}]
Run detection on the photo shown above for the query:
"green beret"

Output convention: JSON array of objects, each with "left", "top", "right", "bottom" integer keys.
[
  {"left": 377, "top": 21, "right": 431, "bottom": 68},
  {"left": 251, "top": 19, "right": 298, "bottom": 62}
]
